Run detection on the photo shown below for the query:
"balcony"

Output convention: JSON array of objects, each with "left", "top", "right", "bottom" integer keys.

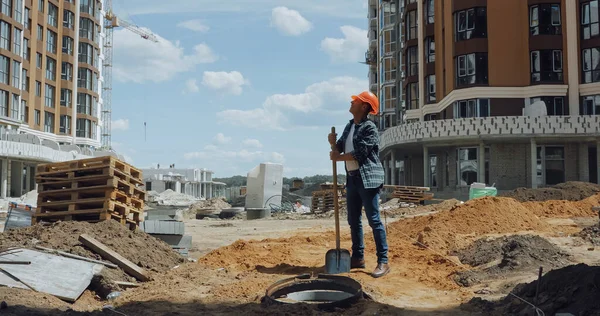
[
  {"left": 365, "top": 50, "right": 377, "bottom": 65},
  {"left": 380, "top": 116, "right": 600, "bottom": 150}
]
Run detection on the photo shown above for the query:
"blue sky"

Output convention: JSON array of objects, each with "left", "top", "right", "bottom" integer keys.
[{"left": 109, "top": 0, "right": 369, "bottom": 178}]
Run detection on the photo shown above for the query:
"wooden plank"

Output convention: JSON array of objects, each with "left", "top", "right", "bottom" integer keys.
[
  {"left": 78, "top": 234, "right": 150, "bottom": 282},
  {"left": 114, "top": 281, "right": 140, "bottom": 289}
]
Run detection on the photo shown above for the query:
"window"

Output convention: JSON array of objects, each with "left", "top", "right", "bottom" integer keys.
[
  {"left": 61, "top": 62, "right": 72, "bottom": 81},
  {"left": 76, "top": 118, "right": 92, "bottom": 138},
  {"left": 63, "top": 10, "right": 74, "bottom": 29},
  {"left": 383, "top": 29, "right": 396, "bottom": 54},
  {"left": 48, "top": 3, "right": 58, "bottom": 27},
  {"left": 537, "top": 146, "right": 565, "bottom": 186},
  {"left": 23, "top": 38, "right": 29, "bottom": 60},
  {"left": 531, "top": 50, "right": 563, "bottom": 83},
  {"left": 0, "top": 55, "right": 8, "bottom": 84},
  {"left": 382, "top": 2, "right": 396, "bottom": 26},
  {"left": 382, "top": 85, "right": 396, "bottom": 113},
  {"left": 530, "top": 4, "right": 561, "bottom": 35},
  {"left": 582, "top": 95, "right": 600, "bottom": 115},
  {"left": 46, "top": 29, "right": 56, "bottom": 54},
  {"left": 62, "top": 36, "right": 73, "bottom": 55},
  {"left": 44, "top": 111, "right": 54, "bottom": 133},
  {"left": 21, "top": 68, "right": 27, "bottom": 91},
  {"left": 80, "top": 0, "right": 94, "bottom": 15},
  {"left": 407, "top": 82, "right": 419, "bottom": 110},
  {"left": 21, "top": 100, "right": 26, "bottom": 122},
  {"left": 453, "top": 99, "right": 490, "bottom": 118},
  {"left": 0, "top": 90, "right": 7, "bottom": 117},
  {"left": 582, "top": 47, "right": 600, "bottom": 83},
  {"left": 425, "top": 37, "right": 435, "bottom": 63},
  {"left": 35, "top": 80, "right": 41, "bottom": 96},
  {"left": 37, "top": 24, "right": 42, "bottom": 41},
  {"left": 11, "top": 60, "right": 20, "bottom": 89},
  {"left": 78, "top": 42, "right": 93, "bottom": 64},
  {"left": 77, "top": 93, "right": 92, "bottom": 115},
  {"left": 78, "top": 68, "right": 92, "bottom": 89},
  {"left": 24, "top": 8, "right": 30, "bottom": 30},
  {"left": 531, "top": 96, "right": 565, "bottom": 116},
  {"left": 60, "top": 88, "right": 72, "bottom": 107},
  {"left": 407, "top": 46, "right": 418, "bottom": 76},
  {"left": 14, "top": 0, "right": 22, "bottom": 23},
  {"left": 59, "top": 115, "right": 71, "bottom": 134},
  {"left": 457, "top": 148, "right": 478, "bottom": 186},
  {"left": 79, "top": 18, "right": 94, "bottom": 40},
  {"left": 581, "top": 0, "right": 600, "bottom": 40},
  {"left": 34, "top": 109, "right": 40, "bottom": 125},
  {"left": 425, "top": 0, "right": 434, "bottom": 24},
  {"left": 0, "top": 21, "right": 10, "bottom": 50},
  {"left": 456, "top": 53, "right": 488, "bottom": 87},
  {"left": 406, "top": 10, "right": 417, "bottom": 41},
  {"left": 44, "top": 83, "right": 55, "bottom": 108},
  {"left": 13, "top": 28, "right": 21, "bottom": 55},
  {"left": 45, "top": 56, "right": 56, "bottom": 81},
  {"left": 0, "top": 0, "right": 10, "bottom": 16},
  {"left": 426, "top": 75, "right": 436, "bottom": 103},
  {"left": 455, "top": 7, "right": 487, "bottom": 41},
  {"left": 383, "top": 57, "right": 396, "bottom": 82},
  {"left": 38, "top": 0, "right": 44, "bottom": 12},
  {"left": 11, "top": 94, "right": 18, "bottom": 120},
  {"left": 429, "top": 155, "right": 437, "bottom": 187}
]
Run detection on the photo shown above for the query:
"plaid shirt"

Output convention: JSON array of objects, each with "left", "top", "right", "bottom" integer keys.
[{"left": 335, "top": 118, "right": 384, "bottom": 189}]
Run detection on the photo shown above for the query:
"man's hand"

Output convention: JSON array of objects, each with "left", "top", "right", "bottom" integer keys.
[
  {"left": 330, "top": 150, "right": 341, "bottom": 161},
  {"left": 328, "top": 132, "right": 337, "bottom": 146}
]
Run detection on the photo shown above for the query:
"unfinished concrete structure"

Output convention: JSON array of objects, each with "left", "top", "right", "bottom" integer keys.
[
  {"left": 141, "top": 167, "right": 226, "bottom": 199},
  {"left": 370, "top": 0, "right": 600, "bottom": 198}
]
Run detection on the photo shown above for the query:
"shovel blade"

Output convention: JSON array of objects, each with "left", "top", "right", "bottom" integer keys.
[{"left": 324, "top": 248, "right": 351, "bottom": 274}]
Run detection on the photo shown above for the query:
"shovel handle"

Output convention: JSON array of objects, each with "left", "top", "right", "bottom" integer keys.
[{"left": 331, "top": 127, "right": 341, "bottom": 250}]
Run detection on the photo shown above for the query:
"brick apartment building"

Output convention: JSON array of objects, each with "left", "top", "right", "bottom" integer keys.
[{"left": 367, "top": 0, "right": 600, "bottom": 198}]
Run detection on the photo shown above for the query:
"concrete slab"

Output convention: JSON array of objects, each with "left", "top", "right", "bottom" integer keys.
[
  {"left": 140, "top": 220, "right": 185, "bottom": 235},
  {"left": 0, "top": 248, "right": 102, "bottom": 302}
]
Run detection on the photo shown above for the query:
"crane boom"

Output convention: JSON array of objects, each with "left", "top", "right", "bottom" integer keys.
[{"left": 101, "top": 4, "right": 158, "bottom": 150}]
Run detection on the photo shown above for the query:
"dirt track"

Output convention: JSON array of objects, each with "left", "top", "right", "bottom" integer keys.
[{"left": 1, "top": 192, "right": 600, "bottom": 315}]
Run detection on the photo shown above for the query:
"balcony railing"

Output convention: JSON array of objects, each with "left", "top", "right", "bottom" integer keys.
[{"left": 380, "top": 115, "right": 600, "bottom": 150}]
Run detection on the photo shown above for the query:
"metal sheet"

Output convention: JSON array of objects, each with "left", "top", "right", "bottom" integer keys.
[{"left": 0, "top": 249, "right": 103, "bottom": 302}]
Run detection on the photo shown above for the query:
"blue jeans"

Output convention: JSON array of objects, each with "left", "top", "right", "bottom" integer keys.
[{"left": 346, "top": 174, "right": 388, "bottom": 264}]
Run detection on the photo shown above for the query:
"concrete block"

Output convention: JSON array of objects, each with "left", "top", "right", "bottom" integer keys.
[
  {"left": 140, "top": 220, "right": 184, "bottom": 235},
  {"left": 151, "top": 234, "right": 192, "bottom": 249}
]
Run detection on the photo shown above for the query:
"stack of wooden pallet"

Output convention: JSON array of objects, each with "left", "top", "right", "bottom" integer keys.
[
  {"left": 311, "top": 188, "right": 346, "bottom": 213},
  {"left": 389, "top": 185, "right": 434, "bottom": 204},
  {"left": 33, "top": 156, "right": 146, "bottom": 230}
]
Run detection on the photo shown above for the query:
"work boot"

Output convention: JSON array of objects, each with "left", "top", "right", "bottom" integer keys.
[
  {"left": 371, "top": 263, "right": 390, "bottom": 278},
  {"left": 350, "top": 257, "right": 365, "bottom": 269}
]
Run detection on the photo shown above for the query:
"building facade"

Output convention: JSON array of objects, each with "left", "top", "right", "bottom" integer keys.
[
  {"left": 372, "top": 0, "right": 600, "bottom": 198},
  {"left": 0, "top": 0, "right": 110, "bottom": 198},
  {"left": 142, "top": 167, "right": 226, "bottom": 200}
]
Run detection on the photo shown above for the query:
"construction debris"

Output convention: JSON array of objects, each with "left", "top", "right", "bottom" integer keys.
[
  {"left": 500, "top": 181, "right": 600, "bottom": 202},
  {"left": 34, "top": 156, "right": 146, "bottom": 230}
]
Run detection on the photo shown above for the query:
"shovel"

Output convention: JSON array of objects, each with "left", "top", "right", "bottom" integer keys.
[{"left": 325, "top": 126, "right": 351, "bottom": 274}]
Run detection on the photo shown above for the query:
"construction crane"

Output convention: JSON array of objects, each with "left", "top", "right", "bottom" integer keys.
[{"left": 101, "top": 0, "right": 158, "bottom": 150}]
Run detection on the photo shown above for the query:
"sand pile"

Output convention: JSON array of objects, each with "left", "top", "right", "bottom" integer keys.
[
  {"left": 523, "top": 193, "right": 600, "bottom": 218},
  {"left": 387, "top": 197, "right": 550, "bottom": 252},
  {"left": 189, "top": 197, "right": 231, "bottom": 210},
  {"left": 384, "top": 199, "right": 463, "bottom": 218},
  {"left": 472, "top": 263, "right": 600, "bottom": 315},
  {"left": 500, "top": 181, "right": 600, "bottom": 202},
  {"left": 155, "top": 189, "right": 198, "bottom": 206},
  {"left": 451, "top": 235, "right": 571, "bottom": 287}
]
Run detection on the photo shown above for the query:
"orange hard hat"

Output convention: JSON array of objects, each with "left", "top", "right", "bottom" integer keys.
[{"left": 351, "top": 91, "right": 379, "bottom": 115}]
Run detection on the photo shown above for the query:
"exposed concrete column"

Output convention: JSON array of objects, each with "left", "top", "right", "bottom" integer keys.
[
  {"left": 390, "top": 150, "right": 396, "bottom": 185},
  {"left": 423, "top": 146, "right": 429, "bottom": 187},
  {"left": 531, "top": 139, "right": 538, "bottom": 188},
  {"left": 579, "top": 143, "right": 590, "bottom": 182},
  {"left": 209, "top": 184, "right": 212, "bottom": 199},
  {"left": 566, "top": 0, "right": 580, "bottom": 115},
  {"left": 1, "top": 160, "right": 7, "bottom": 198},
  {"left": 11, "top": 161, "right": 23, "bottom": 197},
  {"left": 478, "top": 143, "right": 485, "bottom": 184}
]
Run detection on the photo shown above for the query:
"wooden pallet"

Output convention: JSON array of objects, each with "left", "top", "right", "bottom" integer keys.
[
  {"left": 311, "top": 189, "right": 346, "bottom": 213},
  {"left": 36, "top": 156, "right": 142, "bottom": 181},
  {"left": 388, "top": 185, "right": 433, "bottom": 204},
  {"left": 36, "top": 175, "right": 146, "bottom": 201}
]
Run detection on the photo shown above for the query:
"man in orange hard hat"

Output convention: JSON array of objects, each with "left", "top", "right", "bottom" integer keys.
[{"left": 328, "top": 91, "right": 390, "bottom": 278}]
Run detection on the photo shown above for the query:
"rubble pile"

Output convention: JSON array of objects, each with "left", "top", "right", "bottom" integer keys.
[{"left": 501, "top": 181, "right": 600, "bottom": 202}]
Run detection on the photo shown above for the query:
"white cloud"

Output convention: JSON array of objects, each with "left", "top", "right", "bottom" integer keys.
[
  {"left": 184, "top": 147, "right": 285, "bottom": 164},
  {"left": 113, "top": 28, "right": 218, "bottom": 83},
  {"left": 216, "top": 76, "right": 367, "bottom": 131},
  {"left": 177, "top": 19, "right": 210, "bottom": 32},
  {"left": 243, "top": 139, "right": 263, "bottom": 148},
  {"left": 112, "top": 119, "right": 130, "bottom": 131},
  {"left": 270, "top": 6, "right": 312, "bottom": 36},
  {"left": 321, "top": 25, "right": 368, "bottom": 63},
  {"left": 201, "top": 71, "right": 249, "bottom": 95},
  {"left": 213, "top": 133, "right": 231, "bottom": 145},
  {"left": 184, "top": 79, "right": 199, "bottom": 93}
]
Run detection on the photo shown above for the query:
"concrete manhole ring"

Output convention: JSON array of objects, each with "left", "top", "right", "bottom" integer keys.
[{"left": 261, "top": 273, "right": 371, "bottom": 310}]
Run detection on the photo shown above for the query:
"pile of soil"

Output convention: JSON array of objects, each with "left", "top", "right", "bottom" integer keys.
[
  {"left": 576, "top": 225, "right": 600, "bottom": 245},
  {"left": 500, "top": 181, "right": 600, "bottom": 202},
  {"left": 387, "top": 197, "right": 551, "bottom": 252},
  {"left": 189, "top": 197, "right": 232, "bottom": 211},
  {"left": 0, "top": 220, "right": 185, "bottom": 292},
  {"left": 384, "top": 199, "right": 463, "bottom": 218},
  {"left": 471, "top": 263, "right": 600, "bottom": 315},
  {"left": 451, "top": 235, "right": 571, "bottom": 287},
  {"left": 523, "top": 193, "right": 600, "bottom": 218}
]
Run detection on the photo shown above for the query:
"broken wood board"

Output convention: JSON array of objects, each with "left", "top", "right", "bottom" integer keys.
[
  {"left": 79, "top": 234, "right": 150, "bottom": 282},
  {"left": 0, "top": 248, "right": 103, "bottom": 302}
]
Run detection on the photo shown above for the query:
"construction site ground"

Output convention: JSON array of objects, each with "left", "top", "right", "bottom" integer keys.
[{"left": 1, "top": 182, "right": 600, "bottom": 315}]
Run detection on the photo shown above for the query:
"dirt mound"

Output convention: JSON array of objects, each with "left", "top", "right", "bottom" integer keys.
[
  {"left": 451, "top": 235, "right": 571, "bottom": 287},
  {"left": 470, "top": 263, "right": 600, "bottom": 315},
  {"left": 500, "top": 181, "right": 600, "bottom": 202},
  {"left": 0, "top": 220, "right": 185, "bottom": 278},
  {"left": 384, "top": 199, "right": 463, "bottom": 218},
  {"left": 387, "top": 197, "right": 550, "bottom": 252},
  {"left": 523, "top": 193, "right": 600, "bottom": 218},
  {"left": 189, "top": 197, "right": 232, "bottom": 211},
  {"left": 576, "top": 225, "right": 600, "bottom": 245}
]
